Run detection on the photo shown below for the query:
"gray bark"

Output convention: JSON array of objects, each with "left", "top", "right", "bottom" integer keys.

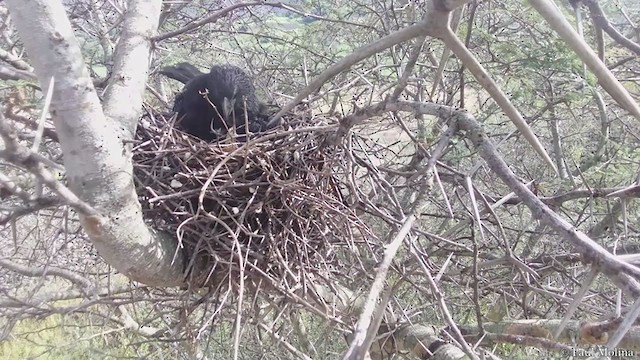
[{"left": 5, "top": 0, "right": 185, "bottom": 286}]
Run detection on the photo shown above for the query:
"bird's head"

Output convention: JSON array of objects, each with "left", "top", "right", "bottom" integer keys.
[{"left": 222, "top": 96, "right": 237, "bottom": 120}]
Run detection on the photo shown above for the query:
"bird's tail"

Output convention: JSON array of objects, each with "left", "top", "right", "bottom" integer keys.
[{"left": 158, "top": 62, "right": 205, "bottom": 84}]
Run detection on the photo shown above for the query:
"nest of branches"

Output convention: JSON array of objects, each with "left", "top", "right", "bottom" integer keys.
[{"left": 133, "top": 107, "right": 370, "bottom": 291}]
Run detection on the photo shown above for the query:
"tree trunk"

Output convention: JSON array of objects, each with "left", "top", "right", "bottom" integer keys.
[{"left": 4, "top": 0, "right": 186, "bottom": 286}]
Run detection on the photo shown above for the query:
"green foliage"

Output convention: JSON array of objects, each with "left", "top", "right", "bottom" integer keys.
[{"left": 0, "top": 315, "right": 140, "bottom": 359}]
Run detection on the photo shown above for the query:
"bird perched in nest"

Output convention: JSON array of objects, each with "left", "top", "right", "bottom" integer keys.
[{"left": 159, "top": 62, "right": 272, "bottom": 142}]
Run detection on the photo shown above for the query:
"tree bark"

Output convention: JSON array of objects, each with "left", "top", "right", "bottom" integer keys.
[{"left": 5, "top": 0, "right": 186, "bottom": 286}]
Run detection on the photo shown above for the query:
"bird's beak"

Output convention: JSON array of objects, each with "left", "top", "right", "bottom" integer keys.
[{"left": 222, "top": 97, "right": 235, "bottom": 120}]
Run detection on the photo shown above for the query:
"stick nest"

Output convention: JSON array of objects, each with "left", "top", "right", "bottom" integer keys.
[{"left": 133, "top": 108, "right": 370, "bottom": 291}]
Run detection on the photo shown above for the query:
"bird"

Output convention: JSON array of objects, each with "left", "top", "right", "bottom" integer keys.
[
  {"left": 158, "top": 62, "right": 203, "bottom": 84},
  {"left": 159, "top": 62, "right": 270, "bottom": 142}
]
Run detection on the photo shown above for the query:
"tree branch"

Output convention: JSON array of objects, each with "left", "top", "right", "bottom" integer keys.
[
  {"left": 102, "top": 0, "right": 162, "bottom": 137},
  {"left": 528, "top": 0, "right": 640, "bottom": 120},
  {"left": 4, "top": 0, "right": 186, "bottom": 287}
]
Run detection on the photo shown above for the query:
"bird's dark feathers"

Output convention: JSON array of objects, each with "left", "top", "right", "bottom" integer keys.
[
  {"left": 160, "top": 63, "right": 269, "bottom": 142},
  {"left": 158, "top": 62, "right": 205, "bottom": 84}
]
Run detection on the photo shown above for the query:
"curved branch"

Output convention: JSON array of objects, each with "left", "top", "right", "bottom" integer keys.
[
  {"left": 335, "top": 98, "right": 640, "bottom": 296},
  {"left": 438, "top": 20, "right": 557, "bottom": 174},
  {"left": 4, "top": 0, "right": 186, "bottom": 287},
  {"left": 153, "top": 2, "right": 262, "bottom": 41},
  {"left": 454, "top": 110, "right": 640, "bottom": 295},
  {"left": 528, "top": 0, "right": 640, "bottom": 120},
  {"left": 583, "top": 0, "right": 640, "bottom": 56},
  {"left": 270, "top": 7, "right": 443, "bottom": 122},
  {"left": 0, "top": 258, "right": 94, "bottom": 290}
]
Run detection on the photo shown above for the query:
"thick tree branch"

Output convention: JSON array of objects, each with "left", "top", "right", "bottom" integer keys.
[
  {"left": 583, "top": 0, "right": 640, "bottom": 56},
  {"left": 0, "top": 64, "right": 36, "bottom": 81},
  {"left": 4, "top": 0, "right": 186, "bottom": 286},
  {"left": 270, "top": 0, "right": 451, "bottom": 122},
  {"left": 335, "top": 98, "right": 640, "bottom": 296},
  {"left": 103, "top": 0, "right": 162, "bottom": 136},
  {"left": 0, "top": 258, "right": 94, "bottom": 290},
  {"left": 438, "top": 21, "right": 557, "bottom": 174},
  {"left": 153, "top": 2, "right": 261, "bottom": 41},
  {"left": 528, "top": 0, "right": 640, "bottom": 120},
  {"left": 454, "top": 111, "right": 640, "bottom": 294}
]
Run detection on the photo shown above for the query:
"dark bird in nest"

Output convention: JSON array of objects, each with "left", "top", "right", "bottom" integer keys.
[{"left": 159, "top": 62, "right": 274, "bottom": 142}]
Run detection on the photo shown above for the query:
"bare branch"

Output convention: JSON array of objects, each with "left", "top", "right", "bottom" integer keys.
[
  {"left": 271, "top": 16, "right": 436, "bottom": 122},
  {"left": 153, "top": 2, "right": 262, "bottom": 42},
  {"left": 529, "top": 0, "right": 640, "bottom": 120},
  {"left": 342, "top": 215, "right": 417, "bottom": 359},
  {"left": 438, "top": 23, "right": 557, "bottom": 174},
  {"left": 0, "top": 111, "right": 97, "bottom": 217},
  {"left": 454, "top": 110, "right": 640, "bottom": 294},
  {"left": 0, "top": 64, "right": 36, "bottom": 81},
  {"left": 583, "top": 0, "right": 640, "bottom": 56},
  {"left": 102, "top": 0, "right": 162, "bottom": 136}
]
